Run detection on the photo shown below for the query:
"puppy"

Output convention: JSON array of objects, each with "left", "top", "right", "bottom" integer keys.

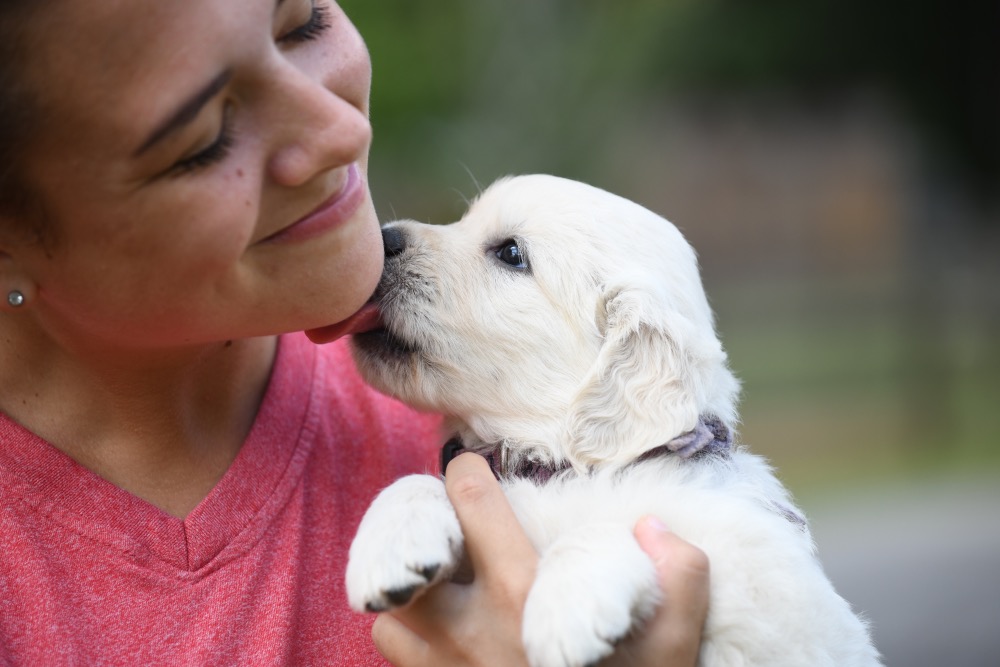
[{"left": 343, "top": 175, "right": 881, "bottom": 667}]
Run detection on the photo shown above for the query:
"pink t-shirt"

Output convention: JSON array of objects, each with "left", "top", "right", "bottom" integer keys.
[{"left": 0, "top": 333, "right": 444, "bottom": 666}]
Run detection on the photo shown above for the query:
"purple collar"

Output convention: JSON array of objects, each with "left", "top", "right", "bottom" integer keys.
[{"left": 441, "top": 416, "right": 732, "bottom": 483}]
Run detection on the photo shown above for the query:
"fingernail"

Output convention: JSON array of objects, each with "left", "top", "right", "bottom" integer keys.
[{"left": 642, "top": 515, "right": 671, "bottom": 533}]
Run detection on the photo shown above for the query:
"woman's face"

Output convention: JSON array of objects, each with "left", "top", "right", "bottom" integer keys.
[{"left": 9, "top": 0, "right": 381, "bottom": 351}]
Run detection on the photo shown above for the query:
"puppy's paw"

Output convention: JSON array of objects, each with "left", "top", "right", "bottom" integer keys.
[
  {"left": 346, "top": 474, "right": 464, "bottom": 612},
  {"left": 522, "top": 525, "right": 659, "bottom": 667}
]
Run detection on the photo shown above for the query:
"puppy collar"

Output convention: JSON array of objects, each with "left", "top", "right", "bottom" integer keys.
[{"left": 440, "top": 415, "right": 732, "bottom": 483}]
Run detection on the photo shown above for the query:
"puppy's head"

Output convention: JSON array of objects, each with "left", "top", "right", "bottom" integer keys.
[{"left": 352, "top": 175, "right": 739, "bottom": 470}]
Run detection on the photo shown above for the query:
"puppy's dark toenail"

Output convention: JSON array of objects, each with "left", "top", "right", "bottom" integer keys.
[
  {"left": 416, "top": 564, "right": 440, "bottom": 581},
  {"left": 385, "top": 585, "right": 419, "bottom": 606}
]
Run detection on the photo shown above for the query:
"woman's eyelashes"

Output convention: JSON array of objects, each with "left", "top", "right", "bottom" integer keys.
[
  {"left": 169, "top": 106, "right": 235, "bottom": 177},
  {"left": 280, "top": 2, "right": 332, "bottom": 44}
]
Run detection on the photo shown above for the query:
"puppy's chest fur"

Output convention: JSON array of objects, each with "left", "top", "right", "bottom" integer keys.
[
  {"left": 497, "top": 452, "right": 875, "bottom": 666},
  {"left": 500, "top": 448, "right": 810, "bottom": 558},
  {"left": 443, "top": 415, "right": 809, "bottom": 545}
]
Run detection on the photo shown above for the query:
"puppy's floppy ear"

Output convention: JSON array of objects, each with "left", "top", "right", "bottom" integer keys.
[{"left": 566, "top": 279, "right": 713, "bottom": 468}]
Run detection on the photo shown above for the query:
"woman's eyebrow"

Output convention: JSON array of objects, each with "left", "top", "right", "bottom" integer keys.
[{"left": 134, "top": 69, "right": 233, "bottom": 157}]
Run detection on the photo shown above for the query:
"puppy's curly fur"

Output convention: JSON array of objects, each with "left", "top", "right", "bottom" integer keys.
[{"left": 345, "top": 175, "right": 881, "bottom": 667}]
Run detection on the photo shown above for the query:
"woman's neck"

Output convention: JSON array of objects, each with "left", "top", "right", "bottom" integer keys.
[{"left": 0, "top": 325, "right": 278, "bottom": 518}]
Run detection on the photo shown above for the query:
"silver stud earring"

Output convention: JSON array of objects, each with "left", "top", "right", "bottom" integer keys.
[{"left": 7, "top": 290, "right": 24, "bottom": 307}]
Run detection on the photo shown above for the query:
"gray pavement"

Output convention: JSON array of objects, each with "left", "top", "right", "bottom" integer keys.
[{"left": 804, "top": 474, "right": 1000, "bottom": 667}]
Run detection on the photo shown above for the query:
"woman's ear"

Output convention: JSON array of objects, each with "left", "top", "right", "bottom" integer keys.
[{"left": 566, "top": 281, "right": 705, "bottom": 468}]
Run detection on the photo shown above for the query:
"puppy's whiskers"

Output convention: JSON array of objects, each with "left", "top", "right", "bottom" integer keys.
[{"left": 457, "top": 161, "right": 484, "bottom": 198}]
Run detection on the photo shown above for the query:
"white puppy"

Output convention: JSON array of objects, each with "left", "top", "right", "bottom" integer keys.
[{"left": 344, "top": 175, "right": 881, "bottom": 667}]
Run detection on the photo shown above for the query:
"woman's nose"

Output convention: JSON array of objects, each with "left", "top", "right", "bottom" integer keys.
[{"left": 266, "top": 70, "right": 372, "bottom": 188}]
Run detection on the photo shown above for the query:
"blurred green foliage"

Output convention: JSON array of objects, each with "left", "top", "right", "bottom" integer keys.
[{"left": 345, "top": 0, "right": 999, "bottom": 208}]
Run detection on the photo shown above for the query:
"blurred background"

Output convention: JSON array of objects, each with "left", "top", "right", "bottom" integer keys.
[{"left": 342, "top": 1, "right": 1000, "bottom": 664}]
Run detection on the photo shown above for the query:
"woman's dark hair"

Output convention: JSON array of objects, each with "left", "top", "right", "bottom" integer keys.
[{"left": 0, "top": 0, "right": 50, "bottom": 241}]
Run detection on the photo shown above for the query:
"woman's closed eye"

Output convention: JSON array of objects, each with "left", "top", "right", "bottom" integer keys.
[
  {"left": 168, "top": 104, "right": 235, "bottom": 177},
  {"left": 279, "top": 2, "right": 332, "bottom": 45}
]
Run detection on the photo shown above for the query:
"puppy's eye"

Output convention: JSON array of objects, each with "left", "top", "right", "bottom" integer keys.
[{"left": 495, "top": 239, "right": 528, "bottom": 270}]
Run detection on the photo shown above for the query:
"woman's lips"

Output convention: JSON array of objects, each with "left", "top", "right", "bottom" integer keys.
[{"left": 261, "top": 163, "right": 365, "bottom": 244}]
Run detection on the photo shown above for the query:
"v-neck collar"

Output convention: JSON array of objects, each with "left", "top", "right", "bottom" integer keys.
[{"left": 0, "top": 334, "right": 318, "bottom": 575}]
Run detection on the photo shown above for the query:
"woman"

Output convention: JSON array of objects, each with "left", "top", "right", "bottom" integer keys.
[{"left": 0, "top": 1, "right": 709, "bottom": 664}]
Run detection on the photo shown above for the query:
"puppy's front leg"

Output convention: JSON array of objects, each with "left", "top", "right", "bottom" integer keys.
[
  {"left": 346, "top": 474, "right": 464, "bottom": 612},
  {"left": 522, "top": 523, "right": 660, "bottom": 667}
]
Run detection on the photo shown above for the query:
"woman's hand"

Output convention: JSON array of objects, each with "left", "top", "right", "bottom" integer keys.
[
  {"left": 599, "top": 517, "right": 710, "bottom": 667},
  {"left": 372, "top": 452, "right": 535, "bottom": 665},
  {"left": 371, "top": 453, "right": 709, "bottom": 666}
]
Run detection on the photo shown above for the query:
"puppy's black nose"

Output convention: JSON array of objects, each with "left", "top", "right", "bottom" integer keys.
[{"left": 382, "top": 226, "right": 406, "bottom": 257}]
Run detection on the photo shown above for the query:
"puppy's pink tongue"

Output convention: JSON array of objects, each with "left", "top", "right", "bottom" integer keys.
[{"left": 305, "top": 302, "right": 383, "bottom": 344}]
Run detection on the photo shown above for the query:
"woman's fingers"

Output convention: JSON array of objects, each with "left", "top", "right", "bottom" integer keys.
[
  {"left": 610, "top": 516, "right": 710, "bottom": 666},
  {"left": 370, "top": 453, "right": 536, "bottom": 666},
  {"left": 443, "top": 452, "right": 538, "bottom": 584},
  {"left": 372, "top": 613, "right": 431, "bottom": 666},
  {"left": 637, "top": 516, "right": 710, "bottom": 629}
]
